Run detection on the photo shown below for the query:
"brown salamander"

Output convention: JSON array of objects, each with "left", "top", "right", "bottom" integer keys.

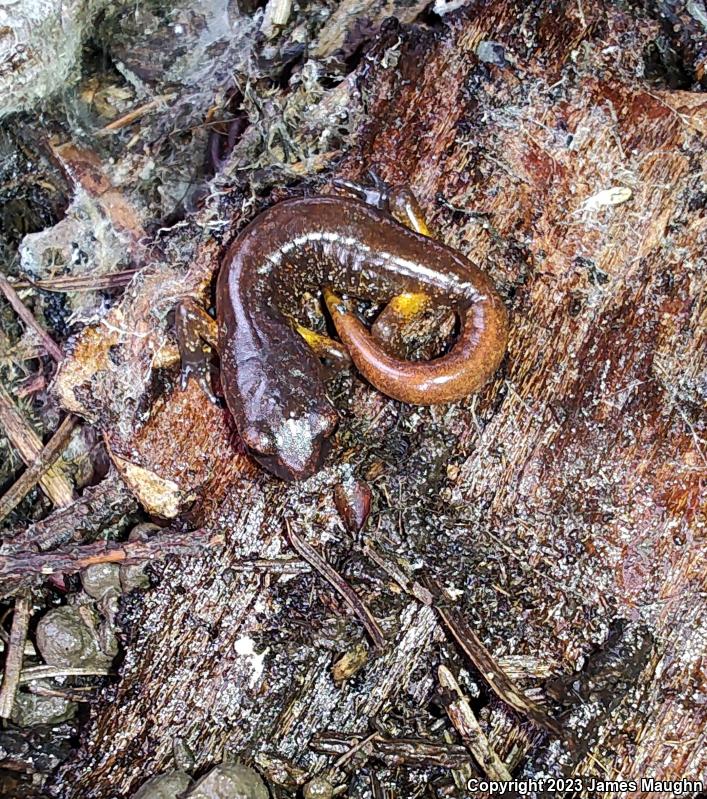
[{"left": 177, "top": 178, "right": 508, "bottom": 481}]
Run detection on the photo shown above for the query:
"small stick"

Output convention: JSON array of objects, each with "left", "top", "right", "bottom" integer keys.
[
  {"left": 288, "top": 150, "right": 341, "bottom": 176},
  {"left": 19, "top": 664, "right": 111, "bottom": 683},
  {"left": 312, "top": 733, "right": 472, "bottom": 769},
  {"left": 332, "top": 731, "right": 380, "bottom": 770},
  {"left": 422, "top": 575, "right": 563, "bottom": 738},
  {"left": 3, "top": 473, "right": 133, "bottom": 553},
  {"left": 438, "top": 665, "right": 511, "bottom": 779},
  {"left": 0, "top": 274, "right": 64, "bottom": 362},
  {"left": 0, "top": 528, "right": 309, "bottom": 586},
  {"left": 12, "top": 269, "right": 140, "bottom": 293},
  {"left": 0, "top": 415, "right": 78, "bottom": 523},
  {"left": 0, "top": 385, "right": 75, "bottom": 509},
  {"left": 97, "top": 94, "right": 177, "bottom": 134},
  {"left": 0, "top": 594, "right": 31, "bottom": 718},
  {"left": 369, "top": 771, "right": 384, "bottom": 799},
  {"left": 27, "top": 683, "right": 96, "bottom": 703},
  {"left": 286, "top": 520, "right": 385, "bottom": 650}
]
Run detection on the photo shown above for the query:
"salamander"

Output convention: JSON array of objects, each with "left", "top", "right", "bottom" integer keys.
[{"left": 176, "top": 177, "right": 508, "bottom": 481}]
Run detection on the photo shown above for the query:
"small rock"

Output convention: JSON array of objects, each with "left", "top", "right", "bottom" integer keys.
[
  {"left": 128, "top": 522, "right": 162, "bottom": 542},
  {"left": 188, "top": 763, "right": 269, "bottom": 799},
  {"left": 131, "top": 770, "right": 192, "bottom": 799},
  {"left": 120, "top": 562, "right": 151, "bottom": 592},
  {"left": 81, "top": 563, "right": 122, "bottom": 599},
  {"left": 118, "top": 523, "right": 160, "bottom": 592},
  {"left": 172, "top": 737, "right": 196, "bottom": 773},
  {"left": 254, "top": 753, "right": 307, "bottom": 789},
  {"left": 97, "top": 594, "right": 121, "bottom": 658},
  {"left": 331, "top": 643, "right": 368, "bottom": 685},
  {"left": 11, "top": 690, "right": 76, "bottom": 727},
  {"left": 36, "top": 606, "right": 109, "bottom": 668},
  {"left": 303, "top": 776, "right": 333, "bottom": 799}
]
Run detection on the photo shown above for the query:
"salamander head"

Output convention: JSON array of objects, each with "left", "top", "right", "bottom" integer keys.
[{"left": 240, "top": 401, "right": 339, "bottom": 481}]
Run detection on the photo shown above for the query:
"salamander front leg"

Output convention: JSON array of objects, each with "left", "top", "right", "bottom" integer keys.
[{"left": 175, "top": 299, "right": 220, "bottom": 404}]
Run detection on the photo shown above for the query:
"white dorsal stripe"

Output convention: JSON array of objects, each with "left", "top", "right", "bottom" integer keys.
[{"left": 262, "top": 230, "right": 483, "bottom": 300}]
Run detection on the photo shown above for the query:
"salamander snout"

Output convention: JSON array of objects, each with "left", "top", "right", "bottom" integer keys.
[{"left": 241, "top": 404, "right": 338, "bottom": 481}]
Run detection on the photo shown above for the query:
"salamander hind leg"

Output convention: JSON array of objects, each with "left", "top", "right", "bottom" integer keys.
[
  {"left": 175, "top": 299, "right": 220, "bottom": 404},
  {"left": 290, "top": 318, "right": 352, "bottom": 373},
  {"left": 333, "top": 172, "right": 433, "bottom": 236},
  {"left": 372, "top": 292, "right": 455, "bottom": 359},
  {"left": 387, "top": 187, "right": 432, "bottom": 237}
]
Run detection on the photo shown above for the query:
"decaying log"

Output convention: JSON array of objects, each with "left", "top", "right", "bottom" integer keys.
[{"left": 45, "top": 1, "right": 706, "bottom": 797}]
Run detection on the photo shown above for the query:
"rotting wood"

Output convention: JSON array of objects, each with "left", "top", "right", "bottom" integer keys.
[{"left": 49, "top": 144, "right": 147, "bottom": 259}]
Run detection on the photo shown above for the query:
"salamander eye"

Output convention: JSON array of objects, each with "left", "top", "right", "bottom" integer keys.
[{"left": 241, "top": 426, "right": 275, "bottom": 455}]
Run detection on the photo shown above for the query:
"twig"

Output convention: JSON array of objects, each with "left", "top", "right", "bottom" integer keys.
[
  {"left": 11, "top": 270, "right": 140, "bottom": 294},
  {"left": 369, "top": 771, "right": 384, "bottom": 799},
  {"left": 312, "top": 733, "right": 472, "bottom": 769},
  {"left": 332, "top": 731, "right": 380, "bottom": 770},
  {"left": 18, "top": 665, "right": 111, "bottom": 683},
  {"left": 0, "top": 594, "right": 31, "bottom": 718},
  {"left": 422, "top": 575, "right": 563, "bottom": 738},
  {"left": 0, "top": 528, "right": 309, "bottom": 587},
  {"left": 286, "top": 520, "right": 385, "bottom": 650},
  {"left": 438, "top": 665, "right": 511, "bottom": 779},
  {"left": 0, "top": 274, "right": 64, "bottom": 362},
  {"left": 1, "top": 528, "right": 224, "bottom": 583},
  {"left": 0, "top": 415, "right": 78, "bottom": 523},
  {"left": 27, "top": 682, "right": 97, "bottom": 703},
  {"left": 0, "top": 385, "right": 75, "bottom": 509},
  {"left": 97, "top": 94, "right": 177, "bottom": 134},
  {"left": 362, "top": 540, "right": 433, "bottom": 605},
  {"left": 287, "top": 150, "right": 342, "bottom": 176}
]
